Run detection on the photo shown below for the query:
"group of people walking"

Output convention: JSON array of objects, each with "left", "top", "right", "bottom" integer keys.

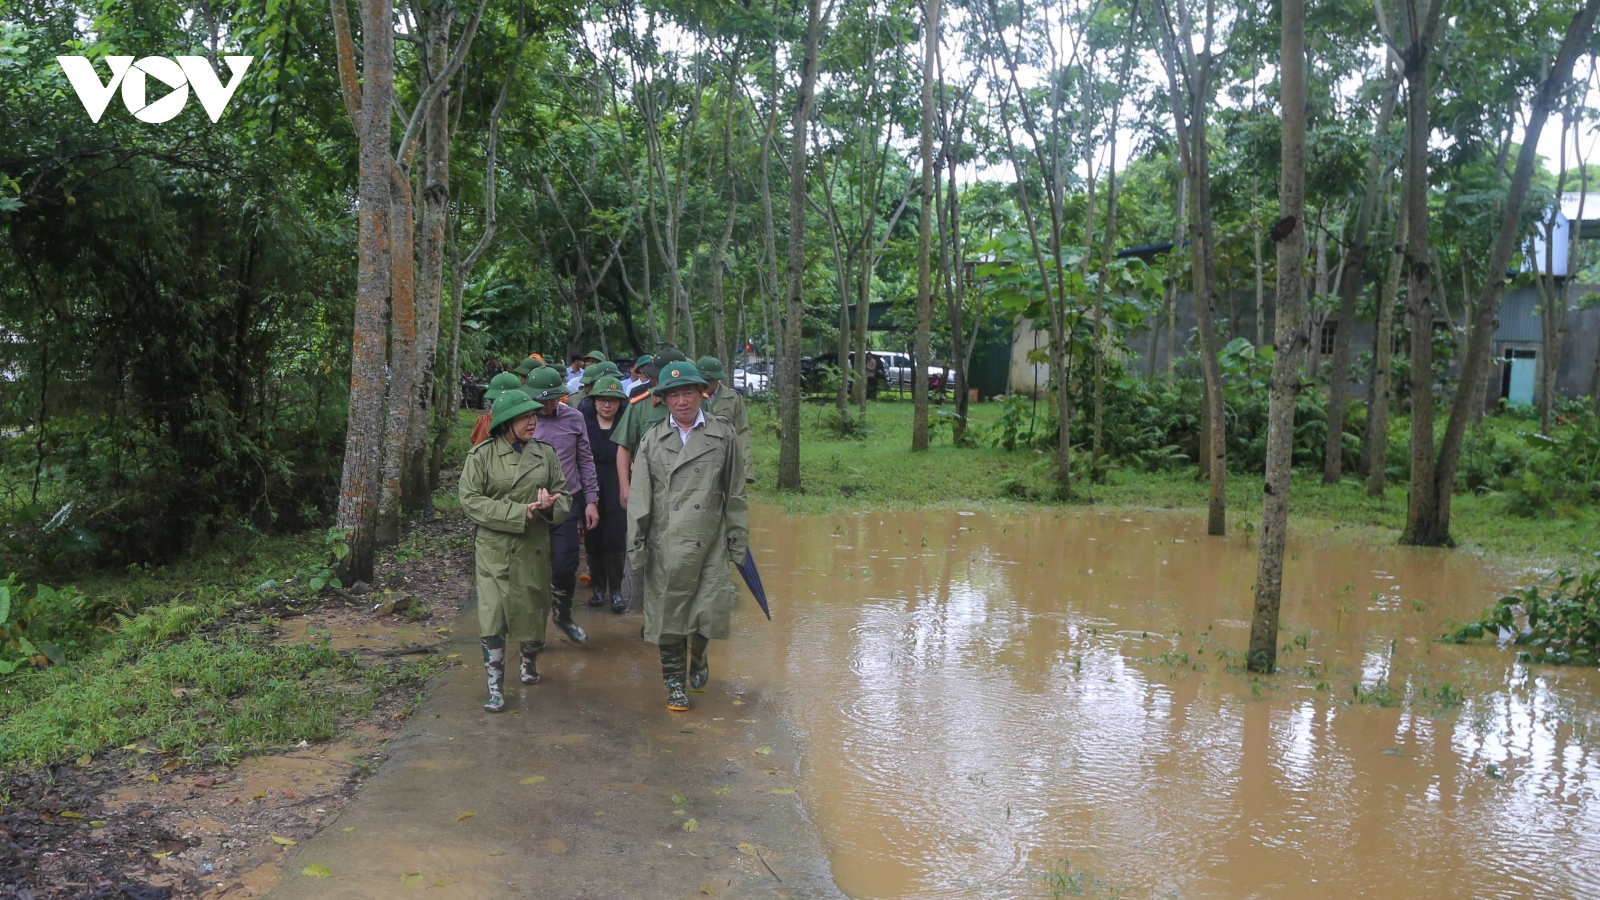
[{"left": 458, "top": 349, "right": 753, "bottom": 714}]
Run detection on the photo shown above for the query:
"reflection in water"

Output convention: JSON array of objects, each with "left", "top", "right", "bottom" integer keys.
[{"left": 725, "top": 508, "right": 1600, "bottom": 899}]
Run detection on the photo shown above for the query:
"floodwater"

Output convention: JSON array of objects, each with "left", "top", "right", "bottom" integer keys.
[{"left": 724, "top": 508, "right": 1600, "bottom": 899}]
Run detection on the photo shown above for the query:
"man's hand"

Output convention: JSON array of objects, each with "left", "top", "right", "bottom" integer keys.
[{"left": 584, "top": 502, "right": 600, "bottom": 530}]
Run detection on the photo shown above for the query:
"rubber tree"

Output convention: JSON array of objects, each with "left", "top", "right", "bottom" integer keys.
[
  {"left": 329, "top": 0, "right": 395, "bottom": 583},
  {"left": 776, "top": 0, "right": 826, "bottom": 492},
  {"left": 1404, "top": 0, "right": 1600, "bottom": 546},
  {"left": 912, "top": 0, "right": 941, "bottom": 452},
  {"left": 1153, "top": 0, "right": 1227, "bottom": 535},
  {"left": 1247, "top": 0, "right": 1307, "bottom": 675}
]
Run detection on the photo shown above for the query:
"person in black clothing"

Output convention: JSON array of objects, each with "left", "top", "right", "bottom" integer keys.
[{"left": 582, "top": 375, "right": 630, "bottom": 613}]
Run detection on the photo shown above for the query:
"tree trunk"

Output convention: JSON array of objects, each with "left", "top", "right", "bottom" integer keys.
[
  {"left": 1166, "top": 176, "right": 1184, "bottom": 384},
  {"left": 1249, "top": 0, "right": 1307, "bottom": 674},
  {"left": 911, "top": 0, "right": 940, "bottom": 452},
  {"left": 331, "top": 0, "right": 394, "bottom": 583},
  {"left": 1365, "top": 190, "right": 1407, "bottom": 496},
  {"left": 376, "top": 167, "right": 418, "bottom": 545},
  {"left": 1253, "top": 175, "right": 1264, "bottom": 349},
  {"left": 1410, "top": 0, "right": 1600, "bottom": 545},
  {"left": 776, "top": 0, "right": 824, "bottom": 491},
  {"left": 1323, "top": 64, "right": 1400, "bottom": 483},
  {"left": 406, "top": 4, "right": 453, "bottom": 507},
  {"left": 1399, "top": 0, "right": 1446, "bottom": 546}
]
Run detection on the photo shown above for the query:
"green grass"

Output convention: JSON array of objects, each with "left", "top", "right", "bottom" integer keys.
[{"left": 747, "top": 398, "right": 1600, "bottom": 567}]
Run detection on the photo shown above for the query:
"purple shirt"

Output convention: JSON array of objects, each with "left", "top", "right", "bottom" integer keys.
[{"left": 533, "top": 403, "right": 599, "bottom": 504}]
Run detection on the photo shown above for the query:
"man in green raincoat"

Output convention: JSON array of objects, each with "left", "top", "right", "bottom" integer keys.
[
  {"left": 626, "top": 360, "right": 749, "bottom": 712},
  {"left": 458, "top": 388, "right": 572, "bottom": 712},
  {"left": 614, "top": 348, "right": 686, "bottom": 611},
  {"left": 696, "top": 356, "right": 754, "bottom": 483}
]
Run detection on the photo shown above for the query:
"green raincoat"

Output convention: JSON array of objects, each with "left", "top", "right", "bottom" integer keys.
[
  {"left": 626, "top": 413, "right": 749, "bottom": 643},
  {"left": 701, "top": 384, "right": 753, "bottom": 482},
  {"left": 459, "top": 435, "right": 572, "bottom": 643}
]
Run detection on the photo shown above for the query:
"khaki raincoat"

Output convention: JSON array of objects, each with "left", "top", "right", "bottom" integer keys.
[
  {"left": 701, "top": 385, "right": 753, "bottom": 482},
  {"left": 626, "top": 413, "right": 749, "bottom": 643},
  {"left": 459, "top": 435, "right": 572, "bottom": 643}
]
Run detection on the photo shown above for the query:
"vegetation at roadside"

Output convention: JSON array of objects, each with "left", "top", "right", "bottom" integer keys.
[{"left": 751, "top": 398, "right": 1600, "bottom": 566}]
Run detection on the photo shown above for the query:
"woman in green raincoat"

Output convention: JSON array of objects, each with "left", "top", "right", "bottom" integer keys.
[
  {"left": 626, "top": 360, "right": 749, "bottom": 712},
  {"left": 458, "top": 388, "right": 572, "bottom": 712}
]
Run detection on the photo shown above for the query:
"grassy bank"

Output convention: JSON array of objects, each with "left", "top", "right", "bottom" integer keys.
[{"left": 746, "top": 398, "right": 1600, "bottom": 566}]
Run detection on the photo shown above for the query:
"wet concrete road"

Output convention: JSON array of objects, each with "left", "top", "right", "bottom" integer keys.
[{"left": 268, "top": 599, "right": 842, "bottom": 900}]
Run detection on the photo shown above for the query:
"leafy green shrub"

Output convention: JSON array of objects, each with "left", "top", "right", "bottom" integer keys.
[{"left": 1445, "top": 565, "right": 1600, "bottom": 665}]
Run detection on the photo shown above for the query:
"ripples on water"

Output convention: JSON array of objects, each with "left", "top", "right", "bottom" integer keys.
[{"left": 725, "top": 509, "right": 1600, "bottom": 899}]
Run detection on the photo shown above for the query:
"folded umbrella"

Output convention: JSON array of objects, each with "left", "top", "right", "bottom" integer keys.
[{"left": 735, "top": 547, "right": 772, "bottom": 620}]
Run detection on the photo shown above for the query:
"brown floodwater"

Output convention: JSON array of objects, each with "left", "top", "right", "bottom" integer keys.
[{"left": 723, "top": 507, "right": 1600, "bottom": 899}]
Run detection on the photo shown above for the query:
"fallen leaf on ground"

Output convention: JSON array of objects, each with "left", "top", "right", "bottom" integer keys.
[
  {"left": 700, "top": 884, "right": 718, "bottom": 894},
  {"left": 300, "top": 864, "right": 332, "bottom": 878},
  {"left": 58, "top": 811, "right": 85, "bottom": 820},
  {"left": 400, "top": 872, "right": 425, "bottom": 889},
  {"left": 146, "top": 775, "right": 159, "bottom": 783},
  {"left": 737, "top": 719, "right": 757, "bottom": 724},
  {"left": 90, "top": 820, "right": 106, "bottom": 828},
  {"left": 519, "top": 776, "right": 545, "bottom": 785},
  {"left": 341, "top": 826, "right": 355, "bottom": 833},
  {"left": 736, "top": 842, "right": 760, "bottom": 856},
  {"left": 162, "top": 759, "right": 180, "bottom": 771},
  {"left": 150, "top": 852, "right": 169, "bottom": 860},
  {"left": 270, "top": 836, "right": 297, "bottom": 846},
  {"left": 714, "top": 785, "right": 731, "bottom": 795},
  {"left": 731, "top": 700, "right": 744, "bottom": 706},
  {"left": 683, "top": 818, "right": 699, "bottom": 832},
  {"left": 753, "top": 746, "right": 771, "bottom": 755},
  {"left": 671, "top": 793, "right": 687, "bottom": 807},
  {"left": 76, "top": 754, "right": 92, "bottom": 767},
  {"left": 455, "top": 812, "right": 476, "bottom": 824}
]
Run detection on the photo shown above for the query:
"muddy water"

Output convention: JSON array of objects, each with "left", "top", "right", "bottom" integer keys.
[{"left": 724, "top": 508, "right": 1600, "bottom": 899}]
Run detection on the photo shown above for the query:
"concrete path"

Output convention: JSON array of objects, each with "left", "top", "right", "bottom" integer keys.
[{"left": 267, "top": 599, "right": 843, "bottom": 900}]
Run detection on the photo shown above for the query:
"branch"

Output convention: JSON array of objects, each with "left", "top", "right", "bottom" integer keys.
[
  {"left": 396, "top": 0, "right": 489, "bottom": 167},
  {"left": 461, "top": 27, "right": 531, "bottom": 277},
  {"left": 329, "top": 0, "right": 362, "bottom": 128}
]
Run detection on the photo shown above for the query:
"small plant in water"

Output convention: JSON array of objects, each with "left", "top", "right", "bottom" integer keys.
[
  {"left": 1043, "top": 858, "right": 1087, "bottom": 897},
  {"left": 1352, "top": 681, "right": 1401, "bottom": 707},
  {"left": 1444, "top": 565, "right": 1600, "bottom": 665}
]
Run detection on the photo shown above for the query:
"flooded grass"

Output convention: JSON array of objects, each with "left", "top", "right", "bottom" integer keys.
[
  {"left": 728, "top": 506, "right": 1600, "bottom": 899},
  {"left": 747, "top": 400, "right": 1600, "bottom": 567}
]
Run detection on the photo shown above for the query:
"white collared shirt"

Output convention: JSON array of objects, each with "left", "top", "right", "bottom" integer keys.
[{"left": 674, "top": 409, "right": 706, "bottom": 445}]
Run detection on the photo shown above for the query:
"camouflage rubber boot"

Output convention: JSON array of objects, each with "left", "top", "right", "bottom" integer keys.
[
  {"left": 519, "top": 641, "right": 543, "bottom": 685},
  {"left": 688, "top": 633, "right": 710, "bottom": 692},
  {"left": 660, "top": 639, "right": 690, "bottom": 711},
  {"left": 481, "top": 636, "right": 507, "bottom": 712}
]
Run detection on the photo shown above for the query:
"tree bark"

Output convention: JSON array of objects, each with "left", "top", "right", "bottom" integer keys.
[
  {"left": 1323, "top": 63, "right": 1400, "bottom": 483},
  {"left": 406, "top": 2, "right": 454, "bottom": 507},
  {"left": 1399, "top": 0, "right": 1446, "bottom": 546},
  {"left": 911, "top": 0, "right": 940, "bottom": 452},
  {"left": 1365, "top": 190, "right": 1407, "bottom": 496},
  {"left": 376, "top": 166, "right": 417, "bottom": 545},
  {"left": 776, "top": 0, "right": 824, "bottom": 491},
  {"left": 1408, "top": 0, "right": 1600, "bottom": 545},
  {"left": 1248, "top": 0, "right": 1307, "bottom": 675},
  {"left": 331, "top": 0, "right": 394, "bottom": 583},
  {"left": 1156, "top": 0, "right": 1226, "bottom": 534}
]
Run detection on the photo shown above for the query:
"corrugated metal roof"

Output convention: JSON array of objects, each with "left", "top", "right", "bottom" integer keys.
[{"left": 1494, "top": 287, "right": 1543, "bottom": 343}]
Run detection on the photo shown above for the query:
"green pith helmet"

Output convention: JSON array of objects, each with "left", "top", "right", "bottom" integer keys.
[
  {"left": 647, "top": 347, "right": 688, "bottom": 379},
  {"left": 514, "top": 357, "right": 540, "bottom": 376},
  {"left": 490, "top": 389, "right": 538, "bottom": 431},
  {"left": 583, "top": 349, "right": 608, "bottom": 363},
  {"left": 589, "top": 375, "right": 628, "bottom": 401},
  {"left": 485, "top": 372, "right": 524, "bottom": 404},
  {"left": 580, "top": 360, "right": 620, "bottom": 385},
  {"left": 695, "top": 356, "right": 728, "bottom": 381},
  {"left": 525, "top": 367, "right": 570, "bottom": 402},
  {"left": 631, "top": 354, "right": 654, "bottom": 378},
  {"left": 653, "top": 360, "right": 708, "bottom": 396}
]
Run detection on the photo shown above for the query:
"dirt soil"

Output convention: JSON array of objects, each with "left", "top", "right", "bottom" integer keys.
[{"left": 0, "top": 512, "right": 475, "bottom": 900}]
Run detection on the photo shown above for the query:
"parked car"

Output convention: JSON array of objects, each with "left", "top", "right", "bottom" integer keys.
[
  {"left": 732, "top": 366, "right": 770, "bottom": 395},
  {"left": 804, "top": 352, "right": 888, "bottom": 397},
  {"left": 873, "top": 350, "right": 951, "bottom": 394}
]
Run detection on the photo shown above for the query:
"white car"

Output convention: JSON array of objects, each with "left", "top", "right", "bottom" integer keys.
[{"left": 732, "top": 367, "right": 771, "bottom": 396}]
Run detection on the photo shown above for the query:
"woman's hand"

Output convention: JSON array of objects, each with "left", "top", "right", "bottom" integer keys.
[
  {"left": 584, "top": 502, "right": 600, "bottom": 530},
  {"left": 527, "top": 488, "right": 563, "bottom": 515}
]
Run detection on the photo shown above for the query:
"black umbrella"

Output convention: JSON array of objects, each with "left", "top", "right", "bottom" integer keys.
[{"left": 735, "top": 547, "right": 772, "bottom": 620}]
